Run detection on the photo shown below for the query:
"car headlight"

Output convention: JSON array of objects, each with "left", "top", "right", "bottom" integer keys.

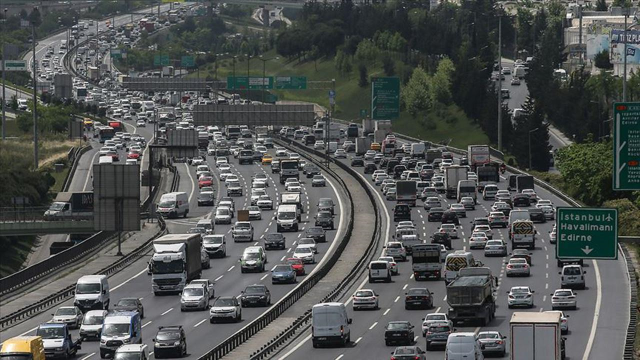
[
  {"left": 174, "top": 341, "right": 181, "bottom": 346},
  {"left": 122, "top": 338, "right": 131, "bottom": 344}
]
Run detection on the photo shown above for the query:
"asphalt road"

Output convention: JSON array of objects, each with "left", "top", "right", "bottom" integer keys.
[
  {"left": 1, "top": 133, "right": 347, "bottom": 360},
  {"left": 274, "top": 134, "right": 629, "bottom": 360}
]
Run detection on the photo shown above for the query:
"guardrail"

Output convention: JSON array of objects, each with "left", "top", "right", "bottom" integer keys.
[
  {"left": 61, "top": 145, "right": 92, "bottom": 192},
  {"left": 0, "top": 207, "right": 93, "bottom": 223},
  {"left": 198, "top": 138, "right": 360, "bottom": 360}
]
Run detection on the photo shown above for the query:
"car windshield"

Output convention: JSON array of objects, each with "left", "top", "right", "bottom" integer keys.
[
  {"left": 279, "top": 212, "right": 296, "bottom": 220},
  {"left": 387, "top": 322, "right": 409, "bottom": 330},
  {"left": 216, "top": 208, "right": 230, "bottom": 215},
  {"left": 319, "top": 200, "right": 332, "bottom": 206},
  {"left": 204, "top": 236, "right": 223, "bottom": 244},
  {"left": 564, "top": 267, "right": 582, "bottom": 275},
  {"left": 478, "top": 333, "right": 500, "bottom": 340},
  {"left": 318, "top": 213, "right": 331, "bottom": 219},
  {"left": 117, "top": 299, "right": 138, "bottom": 306},
  {"left": 36, "top": 327, "right": 66, "bottom": 339},
  {"left": 394, "top": 348, "right": 417, "bottom": 355},
  {"left": 55, "top": 308, "right": 76, "bottom": 316},
  {"left": 307, "top": 228, "right": 323, "bottom": 234},
  {"left": 556, "top": 290, "right": 573, "bottom": 296},
  {"left": 299, "top": 239, "right": 314, "bottom": 245},
  {"left": 273, "top": 265, "right": 292, "bottom": 273},
  {"left": 511, "top": 288, "right": 530, "bottom": 294},
  {"left": 355, "top": 291, "right": 374, "bottom": 297},
  {"left": 114, "top": 352, "right": 142, "bottom": 360},
  {"left": 286, "top": 259, "right": 302, "bottom": 265},
  {"left": 236, "top": 223, "right": 250, "bottom": 229},
  {"left": 296, "top": 247, "right": 312, "bottom": 254},
  {"left": 388, "top": 243, "right": 402, "bottom": 249},
  {"left": 158, "top": 200, "right": 175, "bottom": 208},
  {"left": 265, "top": 234, "right": 283, "bottom": 240},
  {"left": 156, "top": 331, "right": 180, "bottom": 341},
  {"left": 76, "top": 283, "right": 101, "bottom": 294},
  {"left": 426, "top": 314, "right": 446, "bottom": 321},
  {"left": 215, "top": 298, "right": 236, "bottom": 307},
  {"left": 408, "top": 289, "right": 429, "bottom": 295},
  {"left": 103, "top": 324, "right": 130, "bottom": 336},
  {"left": 183, "top": 287, "right": 204, "bottom": 296},
  {"left": 245, "top": 286, "right": 266, "bottom": 295}
]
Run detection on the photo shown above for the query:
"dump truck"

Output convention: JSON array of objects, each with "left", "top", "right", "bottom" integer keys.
[
  {"left": 150, "top": 234, "right": 202, "bottom": 295},
  {"left": 411, "top": 244, "right": 442, "bottom": 280},
  {"left": 44, "top": 192, "right": 94, "bottom": 220},
  {"left": 396, "top": 180, "right": 417, "bottom": 207},
  {"left": 446, "top": 267, "right": 496, "bottom": 326},
  {"left": 477, "top": 164, "right": 500, "bottom": 191},
  {"left": 444, "top": 166, "right": 468, "bottom": 199},
  {"left": 516, "top": 175, "right": 535, "bottom": 193},
  {"left": 510, "top": 312, "right": 563, "bottom": 360}
]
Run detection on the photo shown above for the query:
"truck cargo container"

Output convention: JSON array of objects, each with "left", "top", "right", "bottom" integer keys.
[
  {"left": 44, "top": 192, "right": 94, "bottom": 220},
  {"left": 510, "top": 312, "right": 563, "bottom": 360},
  {"left": 411, "top": 244, "right": 442, "bottom": 280},
  {"left": 467, "top": 145, "right": 491, "bottom": 171},
  {"left": 150, "top": 234, "right": 202, "bottom": 295},
  {"left": 446, "top": 267, "right": 496, "bottom": 326},
  {"left": 516, "top": 175, "right": 535, "bottom": 193},
  {"left": 396, "top": 181, "right": 417, "bottom": 207},
  {"left": 477, "top": 163, "right": 500, "bottom": 191},
  {"left": 362, "top": 119, "right": 374, "bottom": 136},
  {"left": 444, "top": 166, "right": 468, "bottom": 199}
]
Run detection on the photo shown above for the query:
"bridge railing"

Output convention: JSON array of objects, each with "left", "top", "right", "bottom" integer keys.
[{"left": 0, "top": 207, "right": 92, "bottom": 223}]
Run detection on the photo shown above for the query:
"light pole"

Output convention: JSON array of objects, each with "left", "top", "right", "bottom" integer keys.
[
  {"left": 623, "top": 6, "right": 631, "bottom": 101},
  {"left": 247, "top": 54, "right": 251, "bottom": 103},
  {"left": 2, "top": 8, "right": 7, "bottom": 141},
  {"left": 578, "top": 0, "right": 584, "bottom": 66},
  {"left": 258, "top": 55, "right": 269, "bottom": 104},
  {"left": 497, "top": 8, "right": 503, "bottom": 152},
  {"left": 32, "top": 9, "right": 39, "bottom": 169},
  {"left": 232, "top": 55, "right": 237, "bottom": 91},
  {"left": 528, "top": 127, "right": 540, "bottom": 170}
]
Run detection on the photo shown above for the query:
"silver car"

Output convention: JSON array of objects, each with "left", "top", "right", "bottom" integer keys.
[
  {"left": 51, "top": 306, "right": 83, "bottom": 329},
  {"left": 507, "top": 286, "right": 534, "bottom": 308},
  {"left": 506, "top": 258, "right": 530, "bottom": 277},
  {"left": 484, "top": 240, "right": 507, "bottom": 256},
  {"left": 477, "top": 331, "right": 507, "bottom": 357}
]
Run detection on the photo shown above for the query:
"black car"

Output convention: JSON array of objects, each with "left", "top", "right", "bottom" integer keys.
[
  {"left": 431, "top": 232, "right": 451, "bottom": 249},
  {"left": 384, "top": 321, "right": 415, "bottom": 346},
  {"left": 404, "top": 288, "right": 433, "bottom": 310},
  {"left": 240, "top": 284, "right": 271, "bottom": 307},
  {"left": 264, "top": 233, "right": 286, "bottom": 250},
  {"left": 393, "top": 165, "right": 407, "bottom": 179},
  {"left": 315, "top": 211, "right": 334, "bottom": 230},
  {"left": 153, "top": 326, "right": 187, "bottom": 358},
  {"left": 351, "top": 157, "right": 364, "bottom": 167},
  {"left": 512, "top": 194, "right": 531, "bottom": 207},
  {"left": 427, "top": 207, "right": 444, "bottom": 222},
  {"left": 197, "top": 192, "right": 215, "bottom": 206},
  {"left": 364, "top": 163, "right": 377, "bottom": 174},
  {"left": 471, "top": 217, "right": 490, "bottom": 231},
  {"left": 441, "top": 211, "right": 459, "bottom": 225},
  {"left": 528, "top": 208, "right": 546, "bottom": 223},
  {"left": 305, "top": 227, "right": 327, "bottom": 242},
  {"left": 113, "top": 297, "right": 145, "bottom": 318},
  {"left": 305, "top": 165, "right": 321, "bottom": 178},
  {"left": 393, "top": 204, "right": 412, "bottom": 222}
]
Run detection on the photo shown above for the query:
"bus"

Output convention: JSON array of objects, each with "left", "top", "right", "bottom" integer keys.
[
  {"left": 108, "top": 121, "right": 124, "bottom": 133},
  {"left": 381, "top": 138, "right": 396, "bottom": 156},
  {"left": 97, "top": 126, "right": 115, "bottom": 143}
]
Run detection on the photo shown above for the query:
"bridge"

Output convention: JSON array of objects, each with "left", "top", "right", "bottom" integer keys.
[{"left": 0, "top": 208, "right": 95, "bottom": 236}]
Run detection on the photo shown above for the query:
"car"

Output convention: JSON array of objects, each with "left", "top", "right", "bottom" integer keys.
[
  {"left": 261, "top": 154, "right": 273, "bottom": 165},
  {"left": 385, "top": 321, "right": 415, "bottom": 346},
  {"left": 477, "top": 331, "right": 507, "bottom": 357},
  {"left": 352, "top": 289, "right": 379, "bottom": 310},
  {"left": 421, "top": 313, "right": 453, "bottom": 337},
  {"left": 509, "top": 249, "right": 532, "bottom": 265},
  {"left": 448, "top": 203, "right": 466, "bottom": 218},
  {"left": 315, "top": 211, "right": 334, "bottom": 229},
  {"left": 305, "top": 227, "right": 326, "bottom": 242},
  {"left": 389, "top": 346, "right": 427, "bottom": 360},
  {"left": 550, "top": 228, "right": 557, "bottom": 244},
  {"left": 378, "top": 256, "right": 398, "bottom": 275},
  {"left": 404, "top": 288, "right": 433, "bottom": 310},
  {"left": 199, "top": 176, "right": 214, "bottom": 188},
  {"left": 551, "top": 289, "right": 577, "bottom": 310},
  {"left": 293, "top": 246, "right": 315, "bottom": 264},
  {"left": 560, "top": 264, "right": 586, "bottom": 289},
  {"left": 371, "top": 142, "right": 381, "bottom": 151},
  {"left": 271, "top": 264, "right": 297, "bottom": 284},
  {"left": 311, "top": 175, "right": 326, "bottom": 187},
  {"left": 545, "top": 310, "right": 570, "bottom": 334},
  {"left": 511, "top": 77, "right": 521, "bottom": 85},
  {"left": 247, "top": 206, "right": 262, "bottom": 220},
  {"left": 153, "top": 326, "right": 187, "bottom": 358},
  {"left": 202, "top": 234, "right": 226, "bottom": 258},
  {"left": 351, "top": 157, "right": 364, "bottom": 167},
  {"left": 384, "top": 241, "right": 407, "bottom": 262},
  {"left": 364, "top": 163, "right": 377, "bottom": 174},
  {"left": 240, "top": 284, "right": 271, "bottom": 307},
  {"left": 506, "top": 258, "right": 530, "bottom": 277},
  {"left": 469, "top": 232, "right": 489, "bottom": 249},
  {"left": 528, "top": 208, "right": 546, "bottom": 223},
  {"left": 522, "top": 189, "right": 538, "bottom": 202},
  {"left": 488, "top": 211, "right": 508, "bottom": 228},
  {"left": 459, "top": 196, "right": 475, "bottom": 210},
  {"left": 364, "top": 150, "right": 377, "bottom": 161},
  {"left": 180, "top": 283, "right": 210, "bottom": 311},
  {"left": 507, "top": 286, "right": 535, "bottom": 308},
  {"left": 492, "top": 201, "right": 512, "bottom": 215},
  {"left": 386, "top": 188, "right": 397, "bottom": 201},
  {"left": 197, "top": 191, "right": 215, "bottom": 206},
  {"left": 425, "top": 322, "right": 453, "bottom": 350},
  {"left": 256, "top": 195, "right": 273, "bottom": 210},
  {"left": 263, "top": 233, "right": 286, "bottom": 250},
  {"left": 431, "top": 232, "right": 451, "bottom": 250},
  {"left": 438, "top": 224, "right": 458, "bottom": 239},
  {"left": 298, "top": 238, "right": 318, "bottom": 254},
  {"left": 313, "top": 140, "right": 325, "bottom": 150},
  {"left": 252, "top": 173, "right": 270, "bottom": 186},
  {"left": 113, "top": 298, "right": 144, "bottom": 318},
  {"left": 214, "top": 207, "right": 233, "bottom": 224},
  {"left": 539, "top": 205, "right": 556, "bottom": 220},
  {"left": 209, "top": 296, "right": 242, "bottom": 323},
  {"left": 285, "top": 257, "right": 305, "bottom": 276},
  {"left": 423, "top": 197, "right": 441, "bottom": 210},
  {"left": 512, "top": 194, "right": 531, "bottom": 207},
  {"left": 427, "top": 207, "right": 444, "bottom": 222},
  {"left": 51, "top": 306, "right": 83, "bottom": 329},
  {"left": 484, "top": 240, "right": 507, "bottom": 257},
  {"left": 285, "top": 180, "right": 302, "bottom": 192},
  {"left": 441, "top": 210, "right": 459, "bottom": 225}
]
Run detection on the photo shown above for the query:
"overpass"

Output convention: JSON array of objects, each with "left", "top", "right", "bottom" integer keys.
[{"left": 0, "top": 208, "right": 94, "bottom": 236}]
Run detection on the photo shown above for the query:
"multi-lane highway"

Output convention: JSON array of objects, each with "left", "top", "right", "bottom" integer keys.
[{"left": 273, "top": 133, "right": 629, "bottom": 360}]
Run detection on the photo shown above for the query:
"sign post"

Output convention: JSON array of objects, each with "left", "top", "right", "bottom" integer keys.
[
  {"left": 613, "top": 102, "right": 640, "bottom": 190},
  {"left": 1, "top": 60, "right": 28, "bottom": 72},
  {"left": 556, "top": 208, "right": 618, "bottom": 260},
  {"left": 371, "top": 77, "right": 400, "bottom": 120}
]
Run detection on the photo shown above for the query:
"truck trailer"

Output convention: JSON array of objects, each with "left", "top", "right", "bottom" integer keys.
[
  {"left": 396, "top": 181, "right": 417, "bottom": 207},
  {"left": 444, "top": 166, "right": 468, "bottom": 199},
  {"left": 446, "top": 267, "right": 496, "bottom": 326},
  {"left": 411, "top": 244, "right": 442, "bottom": 280},
  {"left": 150, "top": 234, "right": 202, "bottom": 295},
  {"left": 510, "top": 312, "right": 563, "bottom": 360},
  {"left": 44, "top": 192, "right": 94, "bottom": 220}
]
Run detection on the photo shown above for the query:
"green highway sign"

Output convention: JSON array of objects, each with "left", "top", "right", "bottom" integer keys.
[
  {"left": 371, "top": 77, "right": 400, "bottom": 120},
  {"left": 556, "top": 208, "right": 618, "bottom": 260},
  {"left": 613, "top": 102, "right": 640, "bottom": 190},
  {"left": 181, "top": 56, "right": 195, "bottom": 68},
  {"left": 227, "top": 76, "right": 274, "bottom": 90},
  {"left": 275, "top": 76, "right": 307, "bottom": 89},
  {"left": 110, "top": 49, "right": 122, "bottom": 59},
  {"left": 1, "top": 60, "right": 28, "bottom": 71},
  {"left": 154, "top": 55, "right": 170, "bottom": 66}
]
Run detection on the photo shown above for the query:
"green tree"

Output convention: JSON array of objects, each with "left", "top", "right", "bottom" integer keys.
[
  {"left": 596, "top": 0, "right": 608, "bottom": 11},
  {"left": 594, "top": 50, "right": 613, "bottom": 69},
  {"left": 402, "top": 67, "right": 431, "bottom": 117},
  {"left": 358, "top": 63, "right": 368, "bottom": 88},
  {"left": 28, "top": 7, "right": 41, "bottom": 27},
  {"left": 382, "top": 54, "right": 395, "bottom": 76},
  {"left": 355, "top": 39, "right": 379, "bottom": 65},
  {"left": 511, "top": 97, "right": 551, "bottom": 171},
  {"left": 431, "top": 58, "right": 455, "bottom": 105}
]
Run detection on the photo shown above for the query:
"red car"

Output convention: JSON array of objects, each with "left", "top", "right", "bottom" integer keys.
[
  {"left": 127, "top": 151, "right": 141, "bottom": 160},
  {"left": 199, "top": 176, "right": 214, "bottom": 188},
  {"left": 285, "top": 258, "right": 305, "bottom": 276}
]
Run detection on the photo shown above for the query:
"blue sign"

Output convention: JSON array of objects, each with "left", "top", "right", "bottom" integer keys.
[{"left": 328, "top": 90, "right": 336, "bottom": 98}]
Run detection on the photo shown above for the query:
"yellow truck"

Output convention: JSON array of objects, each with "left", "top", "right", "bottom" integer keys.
[{"left": 0, "top": 336, "right": 45, "bottom": 360}]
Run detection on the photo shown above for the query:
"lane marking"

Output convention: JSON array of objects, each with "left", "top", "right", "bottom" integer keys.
[
  {"left": 194, "top": 318, "right": 207, "bottom": 327},
  {"left": 227, "top": 265, "right": 235, "bottom": 272},
  {"left": 369, "top": 322, "right": 378, "bottom": 330},
  {"left": 215, "top": 275, "right": 224, "bottom": 281},
  {"left": 112, "top": 268, "right": 147, "bottom": 291},
  {"left": 261, "top": 274, "right": 269, "bottom": 281},
  {"left": 394, "top": 296, "right": 400, "bottom": 303},
  {"left": 142, "top": 321, "right": 153, "bottom": 328},
  {"left": 355, "top": 337, "right": 363, "bottom": 344},
  {"left": 335, "top": 355, "right": 344, "bottom": 360},
  {"left": 80, "top": 353, "right": 95, "bottom": 360},
  {"left": 582, "top": 260, "right": 602, "bottom": 360},
  {"left": 383, "top": 309, "right": 390, "bottom": 315},
  {"left": 161, "top": 308, "right": 173, "bottom": 316}
]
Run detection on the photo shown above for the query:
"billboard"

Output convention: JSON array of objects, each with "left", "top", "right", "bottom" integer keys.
[
  {"left": 192, "top": 104, "right": 316, "bottom": 127},
  {"left": 93, "top": 164, "right": 141, "bottom": 231},
  {"left": 610, "top": 29, "right": 640, "bottom": 64},
  {"left": 586, "top": 34, "right": 610, "bottom": 60}
]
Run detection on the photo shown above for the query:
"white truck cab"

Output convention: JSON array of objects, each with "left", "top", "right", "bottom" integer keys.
[{"left": 74, "top": 275, "right": 110, "bottom": 311}]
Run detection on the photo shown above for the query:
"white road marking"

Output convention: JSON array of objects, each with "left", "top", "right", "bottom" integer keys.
[
  {"left": 194, "top": 318, "right": 207, "bottom": 327},
  {"left": 394, "top": 296, "right": 400, "bottom": 303},
  {"left": 161, "top": 308, "right": 173, "bottom": 316},
  {"left": 184, "top": 163, "right": 196, "bottom": 202},
  {"left": 582, "top": 260, "right": 602, "bottom": 360},
  {"left": 384, "top": 309, "right": 390, "bottom": 315},
  {"left": 543, "top": 295, "right": 547, "bottom": 302},
  {"left": 80, "top": 353, "right": 95, "bottom": 360},
  {"left": 355, "top": 337, "right": 363, "bottom": 344},
  {"left": 83, "top": 150, "right": 100, "bottom": 190},
  {"left": 215, "top": 275, "right": 224, "bottom": 281},
  {"left": 261, "top": 274, "right": 269, "bottom": 281},
  {"left": 402, "top": 284, "right": 408, "bottom": 290},
  {"left": 112, "top": 268, "right": 147, "bottom": 291},
  {"left": 227, "top": 266, "right": 235, "bottom": 272},
  {"left": 335, "top": 355, "right": 344, "bottom": 360},
  {"left": 369, "top": 322, "right": 378, "bottom": 330},
  {"left": 142, "top": 321, "right": 153, "bottom": 328}
]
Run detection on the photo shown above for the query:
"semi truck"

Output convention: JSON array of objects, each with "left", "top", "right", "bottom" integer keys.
[
  {"left": 410, "top": 143, "right": 426, "bottom": 158},
  {"left": 444, "top": 166, "right": 468, "bottom": 199},
  {"left": 426, "top": 149, "right": 442, "bottom": 163},
  {"left": 411, "top": 244, "right": 442, "bottom": 280},
  {"left": 467, "top": 145, "right": 491, "bottom": 171},
  {"left": 225, "top": 125, "right": 241, "bottom": 140},
  {"left": 516, "top": 175, "right": 535, "bottom": 192},
  {"left": 477, "top": 164, "right": 500, "bottom": 191},
  {"left": 44, "top": 192, "right": 94, "bottom": 220},
  {"left": 510, "top": 220, "right": 536, "bottom": 249},
  {"left": 396, "top": 181, "right": 417, "bottom": 207},
  {"left": 355, "top": 137, "right": 370, "bottom": 155},
  {"left": 150, "top": 234, "right": 202, "bottom": 295},
  {"left": 279, "top": 159, "right": 299, "bottom": 184},
  {"left": 510, "top": 312, "right": 563, "bottom": 360},
  {"left": 346, "top": 123, "right": 359, "bottom": 138},
  {"left": 375, "top": 119, "right": 392, "bottom": 136},
  {"left": 323, "top": 123, "right": 341, "bottom": 142},
  {"left": 362, "top": 119, "right": 374, "bottom": 136},
  {"left": 446, "top": 267, "right": 496, "bottom": 326}
]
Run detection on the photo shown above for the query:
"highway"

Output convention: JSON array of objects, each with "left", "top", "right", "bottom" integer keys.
[
  {"left": 1, "top": 129, "right": 347, "bottom": 360},
  {"left": 273, "top": 134, "right": 629, "bottom": 360}
]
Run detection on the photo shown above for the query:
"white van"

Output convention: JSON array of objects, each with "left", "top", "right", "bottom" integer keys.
[
  {"left": 312, "top": 303, "right": 352, "bottom": 348},
  {"left": 157, "top": 192, "right": 189, "bottom": 218},
  {"left": 444, "top": 251, "right": 476, "bottom": 284},
  {"left": 508, "top": 209, "right": 530, "bottom": 226},
  {"left": 368, "top": 260, "right": 391, "bottom": 283},
  {"left": 17, "top": 99, "right": 29, "bottom": 111},
  {"left": 99, "top": 156, "right": 113, "bottom": 165},
  {"left": 276, "top": 204, "right": 299, "bottom": 232},
  {"left": 74, "top": 275, "right": 110, "bottom": 311},
  {"left": 446, "top": 332, "right": 484, "bottom": 360},
  {"left": 328, "top": 141, "right": 338, "bottom": 154},
  {"left": 457, "top": 180, "right": 477, "bottom": 202},
  {"left": 100, "top": 312, "right": 142, "bottom": 358},
  {"left": 79, "top": 309, "right": 108, "bottom": 340}
]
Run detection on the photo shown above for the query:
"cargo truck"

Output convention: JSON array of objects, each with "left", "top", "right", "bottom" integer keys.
[
  {"left": 467, "top": 145, "right": 491, "bottom": 171},
  {"left": 355, "top": 137, "right": 369, "bottom": 155},
  {"left": 426, "top": 149, "right": 442, "bottom": 164},
  {"left": 446, "top": 267, "right": 496, "bottom": 326},
  {"left": 510, "top": 220, "right": 536, "bottom": 249},
  {"left": 510, "top": 312, "right": 563, "bottom": 360},
  {"left": 346, "top": 123, "right": 359, "bottom": 138},
  {"left": 374, "top": 130, "right": 387, "bottom": 143},
  {"left": 477, "top": 164, "right": 500, "bottom": 191},
  {"left": 36, "top": 324, "right": 81, "bottom": 359},
  {"left": 375, "top": 119, "right": 392, "bottom": 135},
  {"left": 198, "top": 131, "right": 209, "bottom": 149},
  {"left": 444, "top": 166, "right": 468, "bottom": 199},
  {"left": 150, "top": 234, "right": 202, "bottom": 295},
  {"left": 279, "top": 159, "right": 299, "bottom": 184},
  {"left": 516, "top": 175, "right": 535, "bottom": 193},
  {"left": 396, "top": 180, "right": 417, "bottom": 207},
  {"left": 362, "top": 119, "right": 374, "bottom": 136},
  {"left": 410, "top": 143, "right": 426, "bottom": 158},
  {"left": 411, "top": 244, "right": 442, "bottom": 280},
  {"left": 44, "top": 192, "right": 94, "bottom": 220},
  {"left": 281, "top": 192, "right": 304, "bottom": 219},
  {"left": 324, "top": 123, "right": 341, "bottom": 142}
]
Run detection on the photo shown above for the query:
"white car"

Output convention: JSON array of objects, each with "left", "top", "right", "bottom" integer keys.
[
  {"left": 216, "top": 158, "right": 228, "bottom": 167},
  {"left": 484, "top": 240, "right": 507, "bottom": 256},
  {"left": 313, "top": 141, "right": 325, "bottom": 150},
  {"left": 551, "top": 289, "right": 577, "bottom": 310},
  {"left": 285, "top": 181, "right": 302, "bottom": 192},
  {"left": 247, "top": 206, "right": 262, "bottom": 220},
  {"left": 136, "top": 119, "right": 145, "bottom": 127},
  {"left": 334, "top": 149, "right": 347, "bottom": 158},
  {"left": 506, "top": 258, "right": 530, "bottom": 277},
  {"left": 469, "top": 233, "right": 489, "bottom": 249},
  {"left": 275, "top": 147, "right": 288, "bottom": 157},
  {"left": 209, "top": 296, "right": 241, "bottom": 323},
  {"left": 438, "top": 224, "right": 458, "bottom": 239},
  {"left": 298, "top": 238, "right": 318, "bottom": 254},
  {"left": 293, "top": 246, "right": 315, "bottom": 264},
  {"left": 214, "top": 207, "right": 233, "bottom": 224},
  {"left": 521, "top": 189, "right": 537, "bottom": 202},
  {"left": 256, "top": 195, "right": 273, "bottom": 210},
  {"left": 439, "top": 244, "right": 448, "bottom": 261},
  {"left": 378, "top": 256, "right": 398, "bottom": 275},
  {"left": 384, "top": 241, "right": 407, "bottom": 262},
  {"left": 421, "top": 313, "right": 453, "bottom": 337},
  {"left": 51, "top": 306, "right": 84, "bottom": 329},
  {"left": 507, "top": 286, "right": 534, "bottom": 308},
  {"left": 352, "top": 289, "right": 379, "bottom": 310},
  {"left": 252, "top": 174, "right": 269, "bottom": 187},
  {"left": 364, "top": 150, "right": 377, "bottom": 160},
  {"left": 473, "top": 225, "right": 493, "bottom": 239}
]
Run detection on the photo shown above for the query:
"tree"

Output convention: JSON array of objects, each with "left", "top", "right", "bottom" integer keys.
[
  {"left": 183, "top": 16, "right": 196, "bottom": 33},
  {"left": 310, "top": 45, "right": 321, "bottom": 71},
  {"left": 382, "top": 54, "right": 395, "bottom": 76},
  {"left": 594, "top": 50, "right": 613, "bottom": 69},
  {"left": 431, "top": 58, "right": 455, "bottom": 105},
  {"left": 402, "top": 67, "right": 431, "bottom": 117},
  {"left": 596, "top": 0, "right": 608, "bottom": 11},
  {"left": 355, "top": 39, "right": 379, "bottom": 65},
  {"left": 28, "top": 7, "right": 41, "bottom": 27},
  {"left": 511, "top": 97, "right": 551, "bottom": 171},
  {"left": 358, "top": 63, "right": 368, "bottom": 88}
]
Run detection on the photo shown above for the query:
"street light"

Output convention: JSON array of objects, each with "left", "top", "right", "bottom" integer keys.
[
  {"left": 258, "top": 55, "right": 270, "bottom": 104},
  {"left": 529, "top": 127, "right": 541, "bottom": 170},
  {"left": 495, "top": 3, "right": 505, "bottom": 152},
  {"left": 623, "top": 6, "right": 633, "bottom": 101},
  {"left": 247, "top": 54, "right": 251, "bottom": 103},
  {"left": 2, "top": 7, "right": 7, "bottom": 141}
]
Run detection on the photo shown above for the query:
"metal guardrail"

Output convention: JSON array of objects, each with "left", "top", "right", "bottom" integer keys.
[
  {"left": 0, "top": 207, "right": 93, "bottom": 223},
  {"left": 198, "top": 138, "right": 361, "bottom": 360},
  {"left": 61, "top": 145, "right": 92, "bottom": 192}
]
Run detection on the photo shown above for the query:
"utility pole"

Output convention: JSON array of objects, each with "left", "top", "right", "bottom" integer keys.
[
  {"left": 497, "top": 13, "right": 503, "bottom": 152},
  {"left": 624, "top": 8, "right": 629, "bottom": 101},
  {"left": 2, "top": 8, "right": 7, "bottom": 141},
  {"left": 32, "top": 16, "right": 39, "bottom": 169},
  {"left": 529, "top": 127, "right": 539, "bottom": 170},
  {"left": 578, "top": 0, "right": 584, "bottom": 66},
  {"left": 247, "top": 54, "right": 251, "bottom": 103}
]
